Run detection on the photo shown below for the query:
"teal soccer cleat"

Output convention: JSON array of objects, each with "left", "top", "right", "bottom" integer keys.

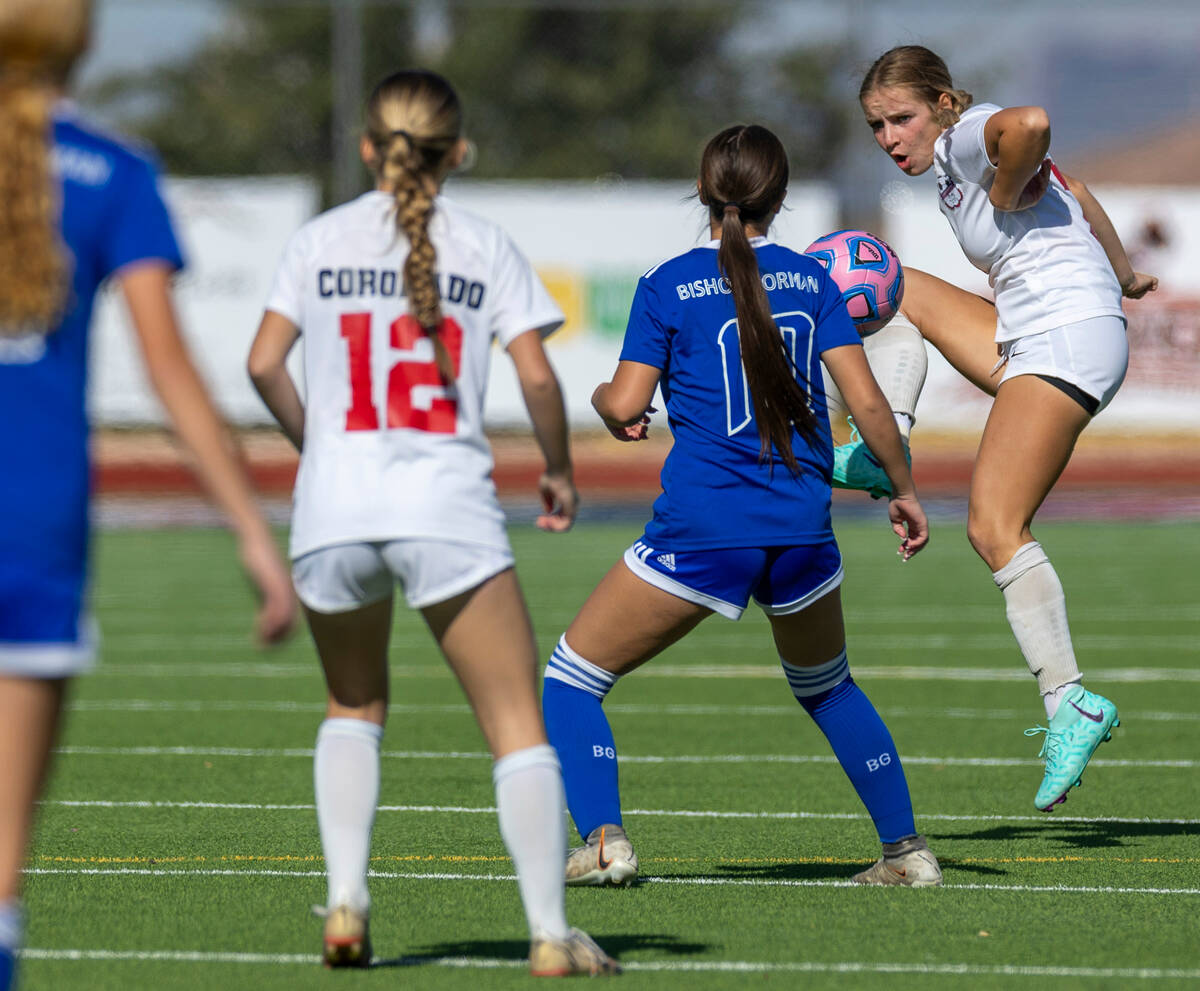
[
  {"left": 1025, "top": 686, "right": 1120, "bottom": 811},
  {"left": 831, "top": 420, "right": 909, "bottom": 500}
]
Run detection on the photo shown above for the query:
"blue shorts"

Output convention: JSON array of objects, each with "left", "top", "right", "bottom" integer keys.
[
  {"left": 0, "top": 561, "right": 95, "bottom": 678},
  {"left": 623, "top": 538, "right": 843, "bottom": 620}
]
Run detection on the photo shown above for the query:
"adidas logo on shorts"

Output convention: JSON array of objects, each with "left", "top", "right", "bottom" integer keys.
[{"left": 656, "top": 553, "right": 676, "bottom": 572}]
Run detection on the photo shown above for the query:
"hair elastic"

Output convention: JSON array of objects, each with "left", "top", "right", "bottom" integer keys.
[{"left": 721, "top": 201, "right": 744, "bottom": 214}]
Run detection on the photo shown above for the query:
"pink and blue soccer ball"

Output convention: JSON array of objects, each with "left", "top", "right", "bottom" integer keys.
[{"left": 804, "top": 229, "right": 904, "bottom": 337}]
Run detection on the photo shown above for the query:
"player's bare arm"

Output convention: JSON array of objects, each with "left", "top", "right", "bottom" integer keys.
[
  {"left": 984, "top": 105, "right": 1052, "bottom": 211},
  {"left": 1059, "top": 171, "right": 1159, "bottom": 298},
  {"left": 507, "top": 328, "right": 578, "bottom": 531},
  {"left": 823, "top": 343, "right": 929, "bottom": 559},
  {"left": 247, "top": 310, "right": 305, "bottom": 451},
  {"left": 591, "top": 360, "right": 659, "bottom": 442}
]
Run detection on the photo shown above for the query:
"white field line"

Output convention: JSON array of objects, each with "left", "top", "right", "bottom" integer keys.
[
  {"left": 87, "top": 661, "right": 1200, "bottom": 681},
  {"left": 38, "top": 798, "right": 1200, "bottom": 826},
  {"left": 49, "top": 745, "right": 1199, "bottom": 769},
  {"left": 64, "top": 698, "right": 1200, "bottom": 723},
  {"left": 17, "top": 947, "right": 1200, "bottom": 980},
  {"left": 21, "top": 866, "right": 1200, "bottom": 898}
]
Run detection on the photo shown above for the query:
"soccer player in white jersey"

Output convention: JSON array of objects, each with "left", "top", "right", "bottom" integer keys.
[
  {"left": 857, "top": 45, "right": 1158, "bottom": 812},
  {"left": 541, "top": 124, "right": 942, "bottom": 890},
  {"left": 247, "top": 69, "right": 618, "bottom": 976},
  {"left": 0, "top": 3, "right": 297, "bottom": 988}
]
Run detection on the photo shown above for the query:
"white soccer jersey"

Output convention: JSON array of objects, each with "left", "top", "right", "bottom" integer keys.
[
  {"left": 934, "top": 103, "right": 1124, "bottom": 342},
  {"left": 265, "top": 191, "right": 564, "bottom": 559}
]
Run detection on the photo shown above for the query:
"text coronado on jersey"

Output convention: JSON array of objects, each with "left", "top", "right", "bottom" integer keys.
[{"left": 676, "top": 269, "right": 821, "bottom": 300}]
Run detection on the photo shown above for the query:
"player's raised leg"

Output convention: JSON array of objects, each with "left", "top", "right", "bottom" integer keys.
[
  {"left": 424, "top": 568, "right": 620, "bottom": 976},
  {"left": 543, "top": 558, "right": 710, "bottom": 887},
  {"left": 829, "top": 313, "right": 927, "bottom": 498},
  {"left": 768, "top": 586, "right": 941, "bottom": 886},
  {"left": 970, "top": 375, "right": 1119, "bottom": 810}
]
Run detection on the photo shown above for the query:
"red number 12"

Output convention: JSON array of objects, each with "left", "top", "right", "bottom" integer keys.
[{"left": 339, "top": 313, "right": 463, "bottom": 433}]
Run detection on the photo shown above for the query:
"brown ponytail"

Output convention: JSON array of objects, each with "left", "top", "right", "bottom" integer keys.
[
  {"left": 700, "top": 125, "right": 818, "bottom": 476},
  {"left": 0, "top": 0, "right": 91, "bottom": 335},
  {"left": 364, "top": 70, "right": 461, "bottom": 383}
]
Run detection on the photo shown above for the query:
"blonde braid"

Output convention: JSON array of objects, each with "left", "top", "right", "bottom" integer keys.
[
  {"left": 0, "top": 72, "right": 68, "bottom": 334},
  {"left": 381, "top": 134, "right": 455, "bottom": 382},
  {"left": 364, "top": 70, "right": 462, "bottom": 385}
]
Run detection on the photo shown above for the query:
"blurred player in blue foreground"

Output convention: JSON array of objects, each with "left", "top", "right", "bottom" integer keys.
[
  {"left": 858, "top": 46, "right": 1157, "bottom": 811},
  {"left": 248, "top": 69, "right": 618, "bottom": 976},
  {"left": 0, "top": 3, "right": 296, "bottom": 987},
  {"left": 542, "top": 125, "right": 943, "bottom": 889}
]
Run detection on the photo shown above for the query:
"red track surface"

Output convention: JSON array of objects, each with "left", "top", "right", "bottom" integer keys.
[{"left": 94, "top": 429, "right": 1200, "bottom": 499}]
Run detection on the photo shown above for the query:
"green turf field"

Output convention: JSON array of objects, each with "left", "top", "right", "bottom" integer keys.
[{"left": 21, "top": 518, "right": 1200, "bottom": 989}]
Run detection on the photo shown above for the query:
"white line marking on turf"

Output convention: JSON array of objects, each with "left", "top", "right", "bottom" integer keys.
[
  {"left": 39, "top": 799, "right": 1200, "bottom": 826},
  {"left": 50, "top": 745, "right": 1199, "bottom": 769},
  {"left": 62, "top": 698, "right": 1200, "bottom": 723},
  {"left": 87, "top": 662, "right": 1200, "bottom": 681},
  {"left": 22, "top": 867, "right": 1200, "bottom": 897},
  {"left": 18, "top": 947, "right": 1200, "bottom": 979}
]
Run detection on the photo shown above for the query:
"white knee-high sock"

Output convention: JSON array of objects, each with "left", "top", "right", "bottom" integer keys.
[
  {"left": 862, "top": 314, "right": 928, "bottom": 428},
  {"left": 493, "top": 743, "right": 569, "bottom": 942},
  {"left": 992, "top": 542, "right": 1082, "bottom": 717},
  {"left": 315, "top": 717, "right": 383, "bottom": 914}
]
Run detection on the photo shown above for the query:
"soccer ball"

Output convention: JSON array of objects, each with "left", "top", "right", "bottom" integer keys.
[{"left": 804, "top": 229, "right": 904, "bottom": 337}]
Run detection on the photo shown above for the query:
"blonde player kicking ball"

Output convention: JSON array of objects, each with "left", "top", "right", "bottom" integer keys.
[
  {"left": 249, "top": 70, "right": 618, "bottom": 976},
  {"left": 0, "top": 3, "right": 296, "bottom": 988},
  {"left": 541, "top": 124, "right": 941, "bottom": 890},
  {"left": 854, "top": 45, "right": 1157, "bottom": 811}
]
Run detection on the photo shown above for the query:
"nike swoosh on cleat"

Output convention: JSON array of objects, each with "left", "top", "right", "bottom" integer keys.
[
  {"left": 1068, "top": 700, "right": 1105, "bottom": 723},
  {"left": 597, "top": 827, "right": 612, "bottom": 871}
]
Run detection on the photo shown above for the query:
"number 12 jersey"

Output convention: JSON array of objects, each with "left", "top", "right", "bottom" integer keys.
[{"left": 265, "top": 191, "right": 563, "bottom": 559}]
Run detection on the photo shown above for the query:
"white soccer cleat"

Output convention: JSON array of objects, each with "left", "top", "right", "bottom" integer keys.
[
  {"left": 852, "top": 834, "right": 943, "bottom": 887},
  {"left": 565, "top": 823, "right": 639, "bottom": 887},
  {"left": 529, "top": 927, "right": 622, "bottom": 977}
]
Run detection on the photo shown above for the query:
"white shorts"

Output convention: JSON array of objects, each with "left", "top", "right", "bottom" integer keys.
[
  {"left": 292, "top": 539, "right": 515, "bottom": 614},
  {"left": 998, "top": 315, "right": 1128, "bottom": 413}
]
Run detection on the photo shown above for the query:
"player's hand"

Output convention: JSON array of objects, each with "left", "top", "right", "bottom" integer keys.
[
  {"left": 603, "top": 406, "right": 656, "bottom": 442},
  {"left": 888, "top": 492, "right": 929, "bottom": 561},
  {"left": 239, "top": 531, "right": 297, "bottom": 645},
  {"left": 1121, "top": 272, "right": 1158, "bottom": 299},
  {"left": 536, "top": 470, "right": 578, "bottom": 533},
  {"left": 1012, "top": 159, "right": 1053, "bottom": 211}
]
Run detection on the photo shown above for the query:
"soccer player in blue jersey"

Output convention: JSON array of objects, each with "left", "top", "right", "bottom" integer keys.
[
  {"left": 0, "top": 4, "right": 295, "bottom": 986},
  {"left": 542, "top": 124, "right": 942, "bottom": 888}
]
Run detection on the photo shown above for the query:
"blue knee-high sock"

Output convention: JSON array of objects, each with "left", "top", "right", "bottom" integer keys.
[
  {"left": 542, "top": 635, "right": 622, "bottom": 840},
  {"left": 784, "top": 650, "right": 917, "bottom": 843}
]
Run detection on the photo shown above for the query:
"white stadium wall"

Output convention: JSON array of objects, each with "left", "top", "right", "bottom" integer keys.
[
  {"left": 89, "top": 175, "right": 1198, "bottom": 432},
  {"left": 87, "top": 177, "right": 838, "bottom": 428},
  {"left": 880, "top": 178, "right": 1200, "bottom": 432}
]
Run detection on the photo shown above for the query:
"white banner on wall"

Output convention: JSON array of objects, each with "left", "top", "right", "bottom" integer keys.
[
  {"left": 89, "top": 176, "right": 320, "bottom": 424},
  {"left": 87, "top": 177, "right": 838, "bottom": 427},
  {"left": 879, "top": 177, "right": 1200, "bottom": 432}
]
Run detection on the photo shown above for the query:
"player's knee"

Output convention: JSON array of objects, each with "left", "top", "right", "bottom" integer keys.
[{"left": 966, "top": 513, "right": 1024, "bottom": 572}]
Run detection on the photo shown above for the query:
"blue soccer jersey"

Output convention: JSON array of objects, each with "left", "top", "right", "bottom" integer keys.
[
  {"left": 0, "top": 107, "right": 183, "bottom": 657},
  {"left": 620, "top": 238, "right": 860, "bottom": 550}
]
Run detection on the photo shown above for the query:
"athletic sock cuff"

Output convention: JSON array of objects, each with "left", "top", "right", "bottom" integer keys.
[
  {"left": 991, "top": 541, "right": 1047, "bottom": 589},
  {"left": 492, "top": 742, "right": 561, "bottom": 785},
  {"left": 782, "top": 649, "right": 849, "bottom": 698},
  {"left": 317, "top": 717, "right": 385, "bottom": 745},
  {"left": 543, "top": 635, "right": 618, "bottom": 699}
]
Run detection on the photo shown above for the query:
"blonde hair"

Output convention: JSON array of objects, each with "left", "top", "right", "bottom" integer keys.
[
  {"left": 0, "top": 0, "right": 91, "bottom": 335},
  {"left": 860, "top": 45, "right": 973, "bottom": 128},
  {"left": 364, "top": 70, "right": 462, "bottom": 383}
]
